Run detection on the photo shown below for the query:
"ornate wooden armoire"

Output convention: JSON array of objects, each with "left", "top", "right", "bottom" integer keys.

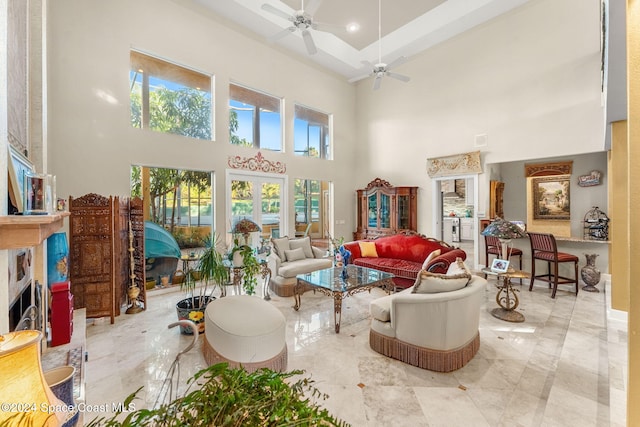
[{"left": 354, "top": 178, "right": 418, "bottom": 240}]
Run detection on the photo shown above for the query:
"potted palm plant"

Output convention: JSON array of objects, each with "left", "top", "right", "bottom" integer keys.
[{"left": 176, "top": 234, "right": 228, "bottom": 334}]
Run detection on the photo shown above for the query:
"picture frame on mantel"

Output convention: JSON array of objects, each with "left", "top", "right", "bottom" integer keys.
[
  {"left": 7, "top": 145, "right": 34, "bottom": 213},
  {"left": 532, "top": 176, "right": 571, "bottom": 220}
]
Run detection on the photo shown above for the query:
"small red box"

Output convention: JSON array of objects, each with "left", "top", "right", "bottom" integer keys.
[{"left": 50, "top": 281, "right": 73, "bottom": 347}]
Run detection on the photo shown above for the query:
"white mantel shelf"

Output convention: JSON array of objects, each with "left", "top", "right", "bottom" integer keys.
[{"left": 0, "top": 212, "right": 70, "bottom": 250}]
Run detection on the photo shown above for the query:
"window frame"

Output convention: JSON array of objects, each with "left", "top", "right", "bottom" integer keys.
[
  {"left": 293, "top": 103, "right": 331, "bottom": 159},
  {"left": 229, "top": 82, "right": 283, "bottom": 151},
  {"left": 129, "top": 49, "right": 214, "bottom": 141}
]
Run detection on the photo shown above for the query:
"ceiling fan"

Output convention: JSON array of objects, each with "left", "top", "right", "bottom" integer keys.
[
  {"left": 348, "top": 0, "right": 410, "bottom": 90},
  {"left": 261, "top": 0, "right": 342, "bottom": 55}
]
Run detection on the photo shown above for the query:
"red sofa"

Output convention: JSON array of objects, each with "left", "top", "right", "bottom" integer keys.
[{"left": 342, "top": 232, "right": 466, "bottom": 289}]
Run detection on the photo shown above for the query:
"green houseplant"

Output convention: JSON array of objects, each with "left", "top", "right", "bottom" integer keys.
[
  {"left": 86, "top": 362, "right": 349, "bottom": 427},
  {"left": 228, "top": 218, "right": 262, "bottom": 295},
  {"left": 228, "top": 242, "right": 260, "bottom": 296},
  {"left": 176, "top": 234, "right": 228, "bottom": 334}
]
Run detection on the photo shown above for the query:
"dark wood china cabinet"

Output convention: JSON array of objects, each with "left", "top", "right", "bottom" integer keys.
[{"left": 354, "top": 178, "right": 418, "bottom": 240}]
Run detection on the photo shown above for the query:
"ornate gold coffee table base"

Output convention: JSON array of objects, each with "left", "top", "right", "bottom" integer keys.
[{"left": 294, "top": 265, "right": 394, "bottom": 333}]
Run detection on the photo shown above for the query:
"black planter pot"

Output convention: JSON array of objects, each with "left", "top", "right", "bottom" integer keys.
[{"left": 176, "top": 295, "right": 215, "bottom": 334}]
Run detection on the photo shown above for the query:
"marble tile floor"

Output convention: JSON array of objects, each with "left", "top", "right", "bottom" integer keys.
[{"left": 84, "top": 277, "right": 627, "bottom": 427}]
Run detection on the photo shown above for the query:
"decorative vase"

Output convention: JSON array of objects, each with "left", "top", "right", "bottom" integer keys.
[
  {"left": 44, "top": 365, "right": 79, "bottom": 427},
  {"left": 176, "top": 295, "right": 215, "bottom": 334},
  {"left": 47, "top": 232, "right": 69, "bottom": 287},
  {"left": 581, "top": 253, "right": 601, "bottom": 292}
]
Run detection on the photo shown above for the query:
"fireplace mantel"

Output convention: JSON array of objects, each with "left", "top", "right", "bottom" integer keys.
[{"left": 0, "top": 212, "right": 70, "bottom": 250}]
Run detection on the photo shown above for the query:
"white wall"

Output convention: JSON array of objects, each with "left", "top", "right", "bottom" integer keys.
[
  {"left": 47, "top": 0, "right": 606, "bottom": 242},
  {"left": 47, "top": 0, "right": 357, "bottom": 240},
  {"left": 354, "top": 0, "right": 605, "bottom": 237}
]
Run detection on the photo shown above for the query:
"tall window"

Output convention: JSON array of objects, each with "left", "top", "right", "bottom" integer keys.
[
  {"left": 294, "top": 104, "right": 331, "bottom": 159},
  {"left": 130, "top": 50, "right": 213, "bottom": 140},
  {"left": 130, "top": 166, "right": 213, "bottom": 248},
  {"left": 229, "top": 83, "right": 282, "bottom": 151}
]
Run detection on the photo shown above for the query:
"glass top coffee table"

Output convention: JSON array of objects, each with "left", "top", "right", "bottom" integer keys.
[{"left": 294, "top": 264, "right": 395, "bottom": 333}]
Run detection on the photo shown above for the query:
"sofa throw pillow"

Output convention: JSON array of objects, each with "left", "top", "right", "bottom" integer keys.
[
  {"left": 284, "top": 247, "right": 306, "bottom": 262},
  {"left": 289, "top": 236, "right": 313, "bottom": 258},
  {"left": 359, "top": 241, "right": 379, "bottom": 258},
  {"left": 412, "top": 270, "right": 471, "bottom": 294},
  {"left": 421, "top": 249, "right": 442, "bottom": 270},
  {"left": 446, "top": 257, "right": 471, "bottom": 276},
  {"left": 271, "top": 237, "right": 291, "bottom": 262}
]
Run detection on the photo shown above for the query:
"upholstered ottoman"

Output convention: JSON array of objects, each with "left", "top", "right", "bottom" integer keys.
[{"left": 203, "top": 295, "right": 287, "bottom": 372}]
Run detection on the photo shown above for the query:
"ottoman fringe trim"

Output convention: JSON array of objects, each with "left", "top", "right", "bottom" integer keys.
[
  {"left": 369, "top": 330, "right": 480, "bottom": 372},
  {"left": 203, "top": 334, "right": 288, "bottom": 373}
]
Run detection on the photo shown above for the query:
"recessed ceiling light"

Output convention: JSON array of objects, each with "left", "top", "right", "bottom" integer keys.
[{"left": 346, "top": 22, "right": 360, "bottom": 33}]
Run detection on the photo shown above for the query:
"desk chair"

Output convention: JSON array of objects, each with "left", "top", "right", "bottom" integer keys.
[
  {"left": 484, "top": 235, "right": 523, "bottom": 284},
  {"left": 528, "top": 232, "right": 579, "bottom": 298}
]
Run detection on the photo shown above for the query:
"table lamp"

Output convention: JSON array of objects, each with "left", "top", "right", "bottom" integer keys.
[
  {"left": 481, "top": 217, "right": 527, "bottom": 266},
  {"left": 0, "top": 330, "right": 69, "bottom": 426},
  {"left": 231, "top": 218, "right": 261, "bottom": 246}
]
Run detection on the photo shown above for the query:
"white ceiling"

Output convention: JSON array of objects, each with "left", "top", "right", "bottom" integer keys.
[{"left": 188, "top": 0, "right": 531, "bottom": 80}]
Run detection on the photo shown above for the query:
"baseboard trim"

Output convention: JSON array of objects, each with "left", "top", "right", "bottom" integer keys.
[{"left": 605, "top": 275, "right": 628, "bottom": 325}]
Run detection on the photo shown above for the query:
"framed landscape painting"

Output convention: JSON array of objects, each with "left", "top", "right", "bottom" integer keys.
[{"left": 532, "top": 176, "right": 570, "bottom": 220}]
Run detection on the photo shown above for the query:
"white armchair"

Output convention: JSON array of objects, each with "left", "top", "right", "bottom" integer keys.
[
  {"left": 267, "top": 236, "right": 333, "bottom": 297},
  {"left": 369, "top": 275, "right": 486, "bottom": 372}
]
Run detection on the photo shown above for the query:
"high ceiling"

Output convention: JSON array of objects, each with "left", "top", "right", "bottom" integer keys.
[{"left": 188, "top": 0, "right": 531, "bottom": 80}]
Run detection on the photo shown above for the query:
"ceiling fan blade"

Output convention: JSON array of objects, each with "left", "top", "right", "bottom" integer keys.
[
  {"left": 312, "top": 21, "right": 346, "bottom": 34},
  {"left": 386, "top": 56, "right": 408, "bottom": 70},
  {"left": 348, "top": 72, "right": 373, "bottom": 83},
  {"left": 301, "top": 29, "right": 317, "bottom": 55},
  {"left": 267, "top": 27, "right": 296, "bottom": 42},
  {"left": 261, "top": 3, "right": 292, "bottom": 21},
  {"left": 373, "top": 76, "right": 382, "bottom": 90},
  {"left": 305, "top": 0, "right": 323, "bottom": 16},
  {"left": 386, "top": 72, "right": 411, "bottom": 82}
]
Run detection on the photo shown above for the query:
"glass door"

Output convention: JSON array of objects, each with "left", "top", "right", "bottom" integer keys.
[
  {"left": 228, "top": 173, "right": 285, "bottom": 246},
  {"left": 379, "top": 193, "right": 391, "bottom": 229},
  {"left": 368, "top": 193, "right": 378, "bottom": 228}
]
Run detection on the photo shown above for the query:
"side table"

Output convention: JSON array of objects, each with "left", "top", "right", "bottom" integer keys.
[
  {"left": 482, "top": 268, "right": 530, "bottom": 323},
  {"left": 222, "top": 259, "right": 272, "bottom": 300}
]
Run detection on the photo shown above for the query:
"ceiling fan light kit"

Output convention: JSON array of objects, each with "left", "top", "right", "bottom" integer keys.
[
  {"left": 262, "top": 0, "right": 342, "bottom": 56},
  {"left": 347, "top": 0, "right": 411, "bottom": 90}
]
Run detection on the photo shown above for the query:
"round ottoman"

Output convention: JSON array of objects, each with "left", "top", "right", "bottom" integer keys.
[{"left": 203, "top": 295, "right": 287, "bottom": 372}]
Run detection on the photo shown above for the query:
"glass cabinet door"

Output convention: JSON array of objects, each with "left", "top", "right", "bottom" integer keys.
[
  {"left": 368, "top": 193, "right": 378, "bottom": 228},
  {"left": 379, "top": 193, "right": 390, "bottom": 229},
  {"left": 397, "top": 195, "right": 409, "bottom": 229}
]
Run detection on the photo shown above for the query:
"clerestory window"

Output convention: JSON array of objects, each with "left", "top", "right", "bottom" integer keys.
[
  {"left": 229, "top": 83, "right": 282, "bottom": 151},
  {"left": 294, "top": 104, "right": 331, "bottom": 159},
  {"left": 130, "top": 50, "right": 213, "bottom": 140}
]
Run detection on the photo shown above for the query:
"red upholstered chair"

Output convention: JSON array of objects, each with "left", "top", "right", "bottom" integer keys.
[
  {"left": 527, "top": 232, "right": 579, "bottom": 298},
  {"left": 484, "top": 235, "right": 523, "bottom": 283}
]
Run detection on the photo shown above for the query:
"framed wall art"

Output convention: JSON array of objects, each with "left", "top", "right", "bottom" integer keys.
[
  {"left": 7, "top": 145, "right": 34, "bottom": 213},
  {"left": 532, "top": 176, "right": 570, "bottom": 220}
]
